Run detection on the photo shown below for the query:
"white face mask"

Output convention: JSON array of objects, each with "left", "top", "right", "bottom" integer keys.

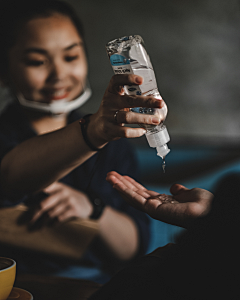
[{"left": 16, "top": 83, "right": 92, "bottom": 115}]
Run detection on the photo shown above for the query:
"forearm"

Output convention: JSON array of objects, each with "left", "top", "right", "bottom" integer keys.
[
  {"left": 1, "top": 120, "right": 105, "bottom": 197},
  {"left": 98, "top": 206, "right": 139, "bottom": 261}
]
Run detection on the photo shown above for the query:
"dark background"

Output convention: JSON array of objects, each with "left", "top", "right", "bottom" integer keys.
[{"left": 70, "top": 0, "right": 240, "bottom": 146}]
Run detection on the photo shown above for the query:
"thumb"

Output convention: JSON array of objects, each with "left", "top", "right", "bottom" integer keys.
[
  {"left": 170, "top": 183, "right": 189, "bottom": 195},
  {"left": 43, "top": 181, "right": 61, "bottom": 194}
]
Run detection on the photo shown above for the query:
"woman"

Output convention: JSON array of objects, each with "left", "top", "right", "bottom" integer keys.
[{"left": 0, "top": 0, "right": 167, "bottom": 283}]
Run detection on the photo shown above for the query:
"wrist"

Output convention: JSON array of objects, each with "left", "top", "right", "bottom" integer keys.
[
  {"left": 88, "top": 195, "right": 106, "bottom": 220},
  {"left": 79, "top": 114, "right": 107, "bottom": 151},
  {"left": 87, "top": 114, "right": 108, "bottom": 148}
]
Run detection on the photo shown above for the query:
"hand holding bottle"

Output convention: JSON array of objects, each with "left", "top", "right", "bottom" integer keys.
[{"left": 87, "top": 74, "right": 167, "bottom": 148}]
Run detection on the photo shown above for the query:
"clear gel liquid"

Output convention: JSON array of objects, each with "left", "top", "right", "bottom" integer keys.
[{"left": 162, "top": 158, "right": 166, "bottom": 173}]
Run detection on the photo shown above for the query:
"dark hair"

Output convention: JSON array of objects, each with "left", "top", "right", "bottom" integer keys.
[{"left": 0, "top": 0, "right": 86, "bottom": 79}]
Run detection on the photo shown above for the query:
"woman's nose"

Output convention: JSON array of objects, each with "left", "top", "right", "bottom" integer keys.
[{"left": 47, "top": 61, "right": 67, "bottom": 83}]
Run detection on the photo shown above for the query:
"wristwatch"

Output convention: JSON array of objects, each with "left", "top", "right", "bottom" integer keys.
[{"left": 89, "top": 196, "right": 106, "bottom": 220}]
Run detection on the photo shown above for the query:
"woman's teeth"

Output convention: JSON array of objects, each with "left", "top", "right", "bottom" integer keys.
[
  {"left": 52, "top": 90, "right": 65, "bottom": 96},
  {"left": 48, "top": 89, "right": 68, "bottom": 99}
]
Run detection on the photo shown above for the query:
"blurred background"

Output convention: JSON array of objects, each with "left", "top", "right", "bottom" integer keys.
[
  {"left": 1, "top": 0, "right": 239, "bottom": 251},
  {"left": 72, "top": 0, "right": 240, "bottom": 143}
]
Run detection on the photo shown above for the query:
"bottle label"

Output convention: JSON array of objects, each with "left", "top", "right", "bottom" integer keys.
[{"left": 109, "top": 54, "right": 142, "bottom": 95}]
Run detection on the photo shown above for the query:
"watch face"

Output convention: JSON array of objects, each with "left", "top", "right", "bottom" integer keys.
[{"left": 90, "top": 197, "right": 106, "bottom": 220}]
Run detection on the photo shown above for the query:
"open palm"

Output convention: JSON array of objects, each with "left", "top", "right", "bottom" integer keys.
[{"left": 106, "top": 171, "right": 213, "bottom": 228}]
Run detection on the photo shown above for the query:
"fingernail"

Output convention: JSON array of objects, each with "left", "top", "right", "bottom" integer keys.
[
  {"left": 158, "top": 100, "right": 165, "bottom": 108},
  {"left": 135, "top": 77, "right": 142, "bottom": 84},
  {"left": 152, "top": 117, "right": 160, "bottom": 124}
]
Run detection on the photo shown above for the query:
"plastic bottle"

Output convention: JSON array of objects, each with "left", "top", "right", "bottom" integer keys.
[{"left": 106, "top": 35, "right": 170, "bottom": 160}]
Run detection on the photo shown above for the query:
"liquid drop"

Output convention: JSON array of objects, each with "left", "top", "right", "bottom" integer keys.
[{"left": 162, "top": 159, "right": 166, "bottom": 173}]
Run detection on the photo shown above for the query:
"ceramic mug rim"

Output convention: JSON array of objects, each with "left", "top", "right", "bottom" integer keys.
[{"left": 0, "top": 257, "right": 16, "bottom": 273}]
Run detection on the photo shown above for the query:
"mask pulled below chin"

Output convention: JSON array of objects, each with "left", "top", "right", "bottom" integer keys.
[{"left": 16, "top": 84, "right": 92, "bottom": 115}]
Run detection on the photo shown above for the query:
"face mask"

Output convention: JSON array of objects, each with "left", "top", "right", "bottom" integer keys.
[{"left": 16, "top": 83, "right": 92, "bottom": 115}]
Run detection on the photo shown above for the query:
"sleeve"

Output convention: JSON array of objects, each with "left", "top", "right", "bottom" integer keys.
[
  {"left": 92, "top": 138, "right": 151, "bottom": 257},
  {"left": 0, "top": 110, "right": 27, "bottom": 206},
  {"left": 0, "top": 132, "right": 27, "bottom": 207}
]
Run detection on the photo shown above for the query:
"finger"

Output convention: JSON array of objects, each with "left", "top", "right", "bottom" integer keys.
[
  {"left": 106, "top": 172, "right": 135, "bottom": 185},
  {"left": 116, "top": 111, "right": 161, "bottom": 126},
  {"left": 43, "top": 181, "right": 62, "bottom": 194},
  {"left": 107, "top": 172, "right": 146, "bottom": 192},
  {"left": 47, "top": 201, "right": 68, "bottom": 219},
  {"left": 135, "top": 188, "right": 157, "bottom": 199},
  {"left": 115, "top": 94, "right": 164, "bottom": 111},
  {"left": 146, "top": 190, "right": 163, "bottom": 197},
  {"left": 28, "top": 212, "right": 50, "bottom": 231},
  {"left": 108, "top": 74, "right": 143, "bottom": 94},
  {"left": 122, "top": 175, "right": 147, "bottom": 191},
  {"left": 106, "top": 171, "right": 123, "bottom": 182},
  {"left": 113, "top": 181, "right": 148, "bottom": 210},
  {"left": 104, "top": 123, "right": 147, "bottom": 139},
  {"left": 56, "top": 209, "right": 75, "bottom": 222},
  {"left": 170, "top": 183, "right": 189, "bottom": 196},
  {"left": 30, "top": 193, "right": 62, "bottom": 223}
]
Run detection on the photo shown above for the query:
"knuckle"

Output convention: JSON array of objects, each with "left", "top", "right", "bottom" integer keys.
[
  {"left": 124, "top": 112, "right": 131, "bottom": 123},
  {"left": 145, "top": 97, "right": 154, "bottom": 107},
  {"left": 143, "top": 115, "right": 152, "bottom": 124},
  {"left": 126, "top": 74, "right": 133, "bottom": 82},
  {"left": 125, "top": 95, "right": 136, "bottom": 107},
  {"left": 101, "top": 123, "right": 115, "bottom": 140},
  {"left": 121, "top": 128, "right": 130, "bottom": 138},
  {"left": 101, "top": 122, "right": 109, "bottom": 135}
]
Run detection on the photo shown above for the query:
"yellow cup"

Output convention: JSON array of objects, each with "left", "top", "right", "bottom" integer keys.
[{"left": 0, "top": 257, "right": 16, "bottom": 300}]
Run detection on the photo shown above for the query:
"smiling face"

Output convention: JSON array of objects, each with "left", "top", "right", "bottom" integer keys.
[{"left": 7, "top": 13, "right": 88, "bottom": 104}]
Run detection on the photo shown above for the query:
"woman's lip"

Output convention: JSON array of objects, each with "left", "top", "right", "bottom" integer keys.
[
  {"left": 43, "top": 90, "right": 70, "bottom": 101},
  {"left": 48, "top": 93, "right": 69, "bottom": 100}
]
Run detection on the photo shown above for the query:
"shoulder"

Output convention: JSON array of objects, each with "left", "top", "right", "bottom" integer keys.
[
  {"left": 0, "top": 103, "right": 34, "bottom": 159},
  {"left": 0, "top": 102, "right": 23, "bottom": 128}
]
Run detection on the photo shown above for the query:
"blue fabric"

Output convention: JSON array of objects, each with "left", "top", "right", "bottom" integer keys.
[{"left": 0, "top": 103, "right": 150, "bottom": 283}]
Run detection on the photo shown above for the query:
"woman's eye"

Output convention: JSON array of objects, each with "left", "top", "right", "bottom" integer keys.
[
  {"left": 65, "top": 55, "right": 79, "bottom": 62},
  {"left": 25, "top": 60, "right": 45, "bottom": 66}
]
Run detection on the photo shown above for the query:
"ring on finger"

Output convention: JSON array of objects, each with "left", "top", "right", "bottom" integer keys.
[{"left": 114, "top": 110, "right": 119, "bottom": 123}]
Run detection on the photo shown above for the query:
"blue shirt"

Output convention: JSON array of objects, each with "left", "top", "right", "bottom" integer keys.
[{"left": 0, "top": 103, "right": 150, "bottom": 282}]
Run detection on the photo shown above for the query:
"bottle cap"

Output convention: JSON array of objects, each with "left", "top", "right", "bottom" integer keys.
[{"left": 156, "top": 144, "right": 170, "bottom": 159}]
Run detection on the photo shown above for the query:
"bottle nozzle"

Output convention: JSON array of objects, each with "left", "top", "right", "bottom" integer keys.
[{"left": 156, "top": 144, "right": 170, "bottom": 159}]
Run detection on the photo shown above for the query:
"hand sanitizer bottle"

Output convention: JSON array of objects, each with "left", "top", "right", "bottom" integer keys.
[{"left": 106, "top": 35, "right": 170, "bottom": 161}]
